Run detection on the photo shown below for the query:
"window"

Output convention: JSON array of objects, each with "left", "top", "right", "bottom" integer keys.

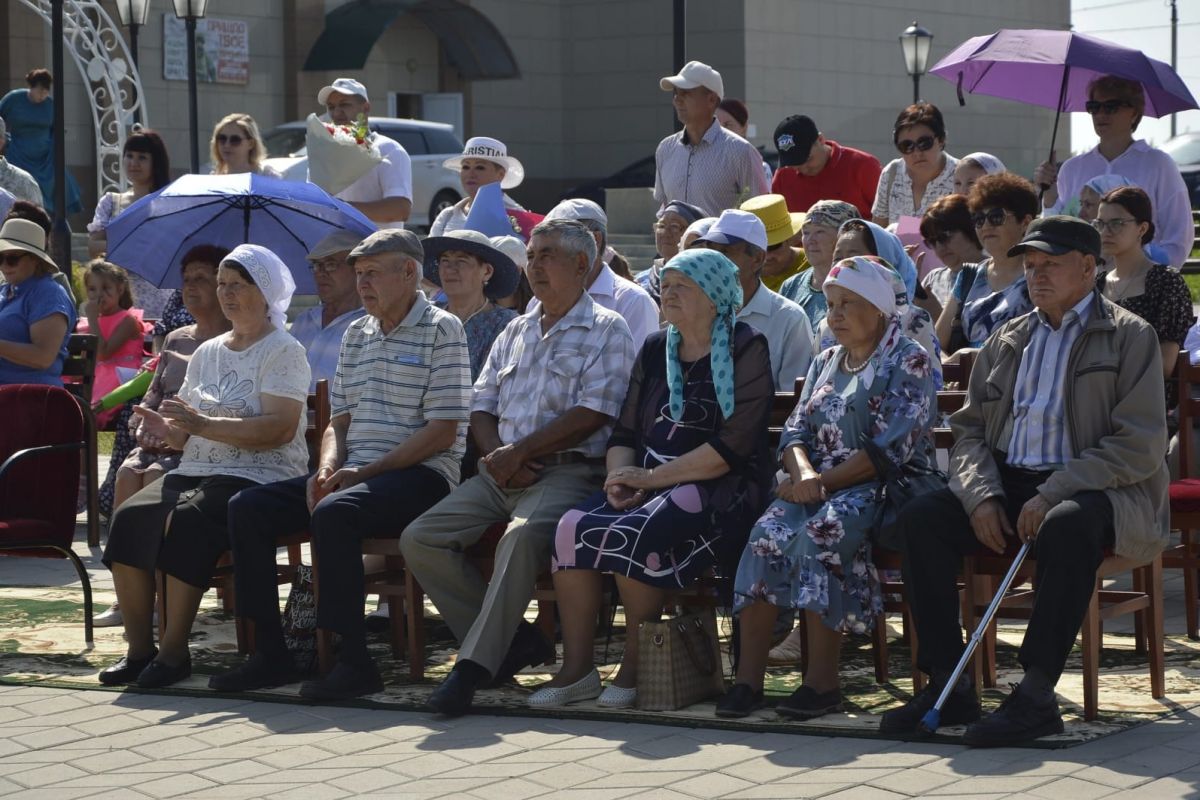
[{"left": 379, "top": 126, "right": 427, "bottom": 156}]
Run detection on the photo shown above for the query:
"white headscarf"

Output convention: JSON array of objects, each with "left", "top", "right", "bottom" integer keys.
[
  {"left": 960, "top": 152, "right": 1006, "bottom": 175},
  {"left": 221, "top": 244, "right": 296, "bottom": 329}
]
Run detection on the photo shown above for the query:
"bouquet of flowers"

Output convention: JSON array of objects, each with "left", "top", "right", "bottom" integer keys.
[{"left": 304, "top": 112, "right": 382, "bottom": 195}]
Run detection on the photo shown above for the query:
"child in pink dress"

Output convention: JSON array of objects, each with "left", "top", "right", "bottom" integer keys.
[{"left": 76, "top": 260, "right": 150, "bottom": 427}]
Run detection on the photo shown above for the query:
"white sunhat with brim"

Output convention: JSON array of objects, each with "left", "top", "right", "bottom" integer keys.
[
  {"left": 443, "top": 137, "right": 525, "bottom": 190},
  {"left": 423, "top": 228, "right": 521, "bottom": 300},
  {"left": 0, "top": 218, "right": 57, "bottom": 270}
]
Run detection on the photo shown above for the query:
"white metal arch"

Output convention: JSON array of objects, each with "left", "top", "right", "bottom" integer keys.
[{"left": 16, "top": 0, "right": 149, "bottom": 197}]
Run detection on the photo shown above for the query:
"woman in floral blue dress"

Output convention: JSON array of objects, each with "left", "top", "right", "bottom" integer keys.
[{"left": 717, "top": 255, "right": 938, "bottom": 721}]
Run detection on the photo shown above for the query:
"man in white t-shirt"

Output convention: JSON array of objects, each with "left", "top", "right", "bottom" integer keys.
[{"left": 313, "top": 78, "right": 413, "bottom": 229}]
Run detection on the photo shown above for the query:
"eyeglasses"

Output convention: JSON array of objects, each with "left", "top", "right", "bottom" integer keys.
[
  {"left": 216, "top": 133, "right": 245, "bottom": 146},
  {"left": 971, "top": 208, "right": 1015, "bottom": 229},
  {"left": 0, "top": 253, "right": 26, "bottom": 266},
  {"left": 1084, "top": 99, "right": 1133, "bottom": 116},
  {"left": 1090, "top": 217, "right": 1138, "bottom": 234},
  {"left": 308, "top": 258, "right": 345, "bottom": 275},
  {"left": 922, "top": 230, "right": 953, "bottom": 247},
  {"left": 896, "top": 135, "right": 936, "bottom": 155}
]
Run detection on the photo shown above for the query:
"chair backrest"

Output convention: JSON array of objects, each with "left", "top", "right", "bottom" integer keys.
[
  {"left": 61, "top": 334, "right": 98, "bottom": 405},
  {"left": 940, "top": 350, "right": 976, "bottom": 390},
  {"left": 0, "top": 385, "right": 84, "bottom": 540},
  {"left": 1177, "top": 358, "right": 1200, "bottom": 479},
  {"left": 305, "top": 379, "right": 331, "bottom": 471}
]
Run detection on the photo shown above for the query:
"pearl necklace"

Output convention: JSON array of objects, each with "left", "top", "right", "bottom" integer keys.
[
  {"left": 457, "top": 298, "right": 491, "bottom": 326},
  {"left": 841, "top": 350, "right": 871, "bottom": 374}
]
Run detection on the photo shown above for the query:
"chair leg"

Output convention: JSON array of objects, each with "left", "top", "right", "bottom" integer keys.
[
  {"left": 1081, "top": 581, "right": 1102, "bottom": 722},
  {"left": 904, "top": 605, "right": 924, "bottom": 692},
  {"left": 1132, "top": 567, "right": 1148, "bottom": 654},
  {"left": 1147, "top": 558, "right": 1166, "bottom": 700},
  {"left": 62, "top": 546, "right": 94, "bottom": 646},
  {"left": 310, "top": 549, "right": 335, "bottom": 676},
  {"left": 155, "top": 570, "right": 167, "bottom": 644},
  {"left": 84, "top": 411, "right": 100, "bottom": 549},
  {"left": 1184, "top": 530, "right": 1200, "bottom": 641},
  {"left": 404, "top": 569, "right": 425, "bottom": 681},
  {"left": 536, "top": 595, "right": 557, "bottom": 666},
  {"left": 871, "top": 612, "right": 889, "bottom": 684}
]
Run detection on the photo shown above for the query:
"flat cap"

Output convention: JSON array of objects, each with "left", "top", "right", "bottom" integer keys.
[
  {"left": 348, "top": 228, "right": 423, "bottom": 264},
  {"left": 306, "top": 230, "right": 364, "bottom": 261}
]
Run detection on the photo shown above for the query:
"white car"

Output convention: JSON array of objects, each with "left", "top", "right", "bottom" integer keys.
[{"left": 261, "top": 117, "right": 465, "bottom": 230}]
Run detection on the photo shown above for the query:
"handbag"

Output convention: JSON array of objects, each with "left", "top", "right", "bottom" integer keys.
[
  {"left": 280, "top": 563, "right": 320, "bottom": 675},
  {"left": 858, "top": 431, "right": 948, "bottom": 552},
  {"left": 636, "top": 608, "right": 726, "bottom": 711}
]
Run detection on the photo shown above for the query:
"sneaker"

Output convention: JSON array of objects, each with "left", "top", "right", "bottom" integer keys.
[
  {"left": 94, "top": 603, "right": 123, "bottom": 628},
  {"left": 714, "top": 683, "right": 764, "bottom": 718},
  {"left": 878, "top": 677, "right": 981, "bottom": 734},
  {"left": 775, "top": 685, "right": 842, "bottom": 720},
  {"left": 962, "top": 684, "right": 1064, "bottom": 748}
]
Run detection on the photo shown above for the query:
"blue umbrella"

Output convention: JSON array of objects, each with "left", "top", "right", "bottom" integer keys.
[{"left": 104, "top": 173, "right": 377, "bottom": 294}]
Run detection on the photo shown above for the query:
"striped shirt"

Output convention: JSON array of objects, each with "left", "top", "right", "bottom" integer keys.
[
  {"left": 1006, "top": 293, "right": 1094, "bottom": 469},
  {"left": 473, "top": 291, "right": 635, "bottom": 458},
  {"left": 653, "top": 118, "right": 770, "bottom": 216},
  {"left": 289, "top": 304, "right": 364, "bottom": 390},
  {"left": 332, "top": 292, "right": 471, "bottom": 486}
]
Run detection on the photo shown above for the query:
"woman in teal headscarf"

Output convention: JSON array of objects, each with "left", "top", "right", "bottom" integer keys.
[{"left": 527, "top": 249, "right": 775, "bottom": 709}]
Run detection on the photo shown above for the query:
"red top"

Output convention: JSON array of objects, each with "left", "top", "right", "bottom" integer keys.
[{"left": 771, "top": 140, "right": 882, "bottom": 219}]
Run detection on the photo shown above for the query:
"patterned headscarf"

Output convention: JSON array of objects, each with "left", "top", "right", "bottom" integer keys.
[
  {"left": 221, "top": 244, "right": 297, "bottom": 330},
  {"left": 1084, "top": 173, "right": 1136, "bottom": 197},
  {"left": 661, "top": 249, "right": 743, "bottom": 420},
  {"left": 814, "top": 255, "right": 905, "bottom": 391},
  {"left": 804, "top": 199, "right": 861, "bottom": 231}
]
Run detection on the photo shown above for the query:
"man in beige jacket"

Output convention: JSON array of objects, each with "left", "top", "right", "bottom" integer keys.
[{"left": 881, "top": 216, "right": 1169, "bottom": 747}]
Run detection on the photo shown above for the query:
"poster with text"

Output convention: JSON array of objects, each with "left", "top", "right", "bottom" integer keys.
[{"left": 163, "top": 15, "right": 249, "bottom": 85}]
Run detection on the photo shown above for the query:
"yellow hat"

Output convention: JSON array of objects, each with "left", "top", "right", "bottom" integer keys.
[{"left": 739, "top": 194, "right": 804, "bottom": 247}]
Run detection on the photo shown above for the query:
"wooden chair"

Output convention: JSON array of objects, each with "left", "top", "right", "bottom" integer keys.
[
  {"left": 1164, "top": 358, "right": 1200, "bottom": 638},
  {"left": 61, "top": 333, "right": 100, "bottom": 547}
]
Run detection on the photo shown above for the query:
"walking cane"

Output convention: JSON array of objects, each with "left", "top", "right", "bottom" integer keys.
[{"left": 918, "top": 540, "right": 1032, "bottom": 734}]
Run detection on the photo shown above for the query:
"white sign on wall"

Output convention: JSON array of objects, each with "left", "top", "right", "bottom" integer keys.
[{"left": 163, "top": 15, "right": 250, "bottom": 85}]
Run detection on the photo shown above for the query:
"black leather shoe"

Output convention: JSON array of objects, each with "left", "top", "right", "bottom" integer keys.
[
  {"left": 209, "top": 652, "right": 299, "bottom": 693},
  {"left": 775, "top": 685, "right": 843, "bottom": 720},
  {"left": 298, "top": 660, "right": 384, "bottom": 702},
  {"left": 962, "top": 684, "right": 1063, "bottom": 747},
  {"left": 484, "top": 622, "right": 554, "bottom": 688},
  {"left": 879, "top": 677, "right": 981, "bottom": 734},
  {"left": 98, "top": 649, "right": 157, "bottom": 686},
  {"left": 136, "top": 656, "right": 192, "bottom": 689},
  {"left": 427, "top": 663, "right": 485, "bottom": 716},
  {"left": 714, "top": 683, "right": 764, "bottom": 718}
]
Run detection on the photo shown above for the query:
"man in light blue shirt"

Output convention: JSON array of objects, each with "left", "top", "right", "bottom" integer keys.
[{"left": 289, "top": 230, "right": 364, "bottom": 389}]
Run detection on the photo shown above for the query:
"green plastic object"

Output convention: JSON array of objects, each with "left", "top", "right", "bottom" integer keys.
[{"left": 96, "top": 369, "right": 153, "bottom": 411}]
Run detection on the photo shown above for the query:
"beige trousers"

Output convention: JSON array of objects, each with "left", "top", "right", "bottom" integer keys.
[{"left": 399, "top": 461, "right": 604, "bottom": 674}]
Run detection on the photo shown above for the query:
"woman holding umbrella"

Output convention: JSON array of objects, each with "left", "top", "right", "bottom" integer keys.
[{"left": 1036, "top": 75, "right": 1192, "bottom": 268}]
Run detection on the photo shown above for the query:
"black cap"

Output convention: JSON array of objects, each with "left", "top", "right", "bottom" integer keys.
[
  {"left": 1007, "top": 215, "right": 1102, "bottom": 260},
  {"left": 773, "top": 115, "right": 819, "bottom": 167}
]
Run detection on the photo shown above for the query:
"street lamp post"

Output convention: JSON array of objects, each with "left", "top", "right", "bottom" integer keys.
[
  {"left": 173, "top": 0, "right": 210, "bottom": 174},
  {"left": 50, "top": 0, "right": 70, "bottom": 277},
  {"left": 899, "top": 21, "right": 934, "bottom": 105},
  {"left": 115, "top": 0, "right": 151, "bottom": 125}
]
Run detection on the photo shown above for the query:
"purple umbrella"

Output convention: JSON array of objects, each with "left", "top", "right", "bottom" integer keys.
[{"left": 930, "top": 28, "right": 1198, "bottom": 173}]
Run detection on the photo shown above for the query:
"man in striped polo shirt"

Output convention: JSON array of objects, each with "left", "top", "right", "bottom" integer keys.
[
  {"left": 883, "top": 217, "right": 1169, "bottom": 747},
  {"left": 214, "top": 229, "right": 472, "bottom": 700},
  {"left": 403, "top": 219, "right": 636, "bottom": 717}
]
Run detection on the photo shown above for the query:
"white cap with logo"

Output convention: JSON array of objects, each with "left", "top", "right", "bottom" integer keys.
[{"left": 317, "top": 78, "right": 369, "bottom": 105}]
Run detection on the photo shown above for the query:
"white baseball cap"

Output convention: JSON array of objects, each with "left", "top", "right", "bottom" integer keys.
[
  {"left": 317, "top": 78, "right": 369, "bottom": 105},
  {"left": 660, "top": 61, "right": 724, "bottom": 99},
  {"left": 695, "top": 209, "right": 768, "bottom": 252},
  {"left": 546, "top": 198, "right": 608, "bottom": 229}
]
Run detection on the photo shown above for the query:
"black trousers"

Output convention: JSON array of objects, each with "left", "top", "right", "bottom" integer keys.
[
  {"left": 899, "top": 466, "right": 1115, "bottom": 684},
  {"left": 227, "top": 465, "right": 451, "bottom": 649}
]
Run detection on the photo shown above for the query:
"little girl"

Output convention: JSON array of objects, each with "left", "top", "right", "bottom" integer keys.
[{"left": 76, "top": 260, "right": 149, "bottom": 427}]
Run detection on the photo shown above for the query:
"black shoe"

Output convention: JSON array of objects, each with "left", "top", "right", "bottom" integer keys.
[
  {"left": 98, "top": 649, "right": 158, "bottom": 686},
  {"left": 427, "top": 662, "right": 485, "bottom": 716},
  {"left": 776, "top": 685, "right": 843, "bottom": 720},
  {"left": 364, "top": 610, "right": 391, "bottom": 634},
  {"left": 714, "top": 683, "right": 764, "bottom": 718},
  {"left": 298, "top": 660, "right": 384, "bottom": 702},
  {"left": 483, "top": 622, "right": 554, "bottom": 688},
  {"left": 209, "top": 652, "right": 299, "bottom": 692},
  {"left": 879, "top": 677, "right": 982, "bottom": 734},
  {"left": 136, "top": 656, "right": 192, "bottom": 689},
  {"left": 962, "top": 684, "right": 1064, "bottom": 747}
]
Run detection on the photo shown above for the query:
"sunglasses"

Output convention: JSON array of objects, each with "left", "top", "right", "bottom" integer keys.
[
  {"left": 971, "top": 208, "right": 1015, "bottom": 229},
  {"left": 1084, "top": 99, "right": 1133, "bottom": 116},
  {"left": 0, "top": 253, "right": 27, "bottom": 266},
  {"left": 922, "top": 230, "right": 954, "bottom": 247},
  {"left": 1090, "top": 217, "right": 1137, "bottom": 234},
  {"left": 896, "top": 135, "right": 936, "bottom": 155},
  {"left": 216, "top": 133, "right": 245, "bottom": 146}
]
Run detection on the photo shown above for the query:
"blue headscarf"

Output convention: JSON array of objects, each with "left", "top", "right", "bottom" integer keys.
[
  {"left": 842, "top": 219, "right": 919, "bottom": 301},
  {"left": 661, "top": 249, "right": 743, "bottom": 420}
]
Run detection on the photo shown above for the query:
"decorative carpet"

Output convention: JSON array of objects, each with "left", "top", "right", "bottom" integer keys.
[{"left": 0, "top": 582, "right": 1192, "bottom": 749}]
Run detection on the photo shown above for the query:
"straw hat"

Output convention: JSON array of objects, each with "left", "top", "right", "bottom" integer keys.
[
  {"left": 740, "top": 194, "right": 804, "bottom": 247},
  {"left": 0, "top": 218, "right": 57, "bottom": 270}
]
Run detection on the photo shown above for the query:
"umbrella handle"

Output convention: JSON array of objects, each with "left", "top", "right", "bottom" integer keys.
[{"left": 1041, "top": 66, "right": 1072, "bottom": 203}]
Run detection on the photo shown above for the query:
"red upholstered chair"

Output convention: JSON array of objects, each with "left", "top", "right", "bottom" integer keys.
[
  {"left": 0, "top": 384, "right": 93, "bottom": 645},
  {"left": 1167, "top": 357, "right": 1200, "bottom": 638}
]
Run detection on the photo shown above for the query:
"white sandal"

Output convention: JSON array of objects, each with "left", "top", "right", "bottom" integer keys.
[
  {"left": 597, "top": 684, "right": 637, "bottom": 709},
  {"left": 527, "top": 669, "right": 602, "bottom": 707}
]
